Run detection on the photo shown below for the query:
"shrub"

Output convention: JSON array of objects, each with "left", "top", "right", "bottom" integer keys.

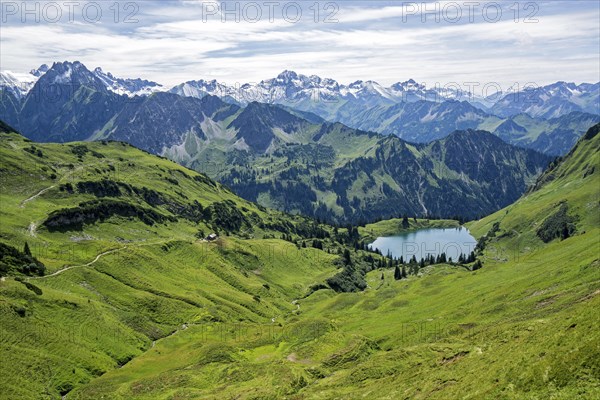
[
  {"left": 43, "top": 199, "right": 176, "bottom": 231},
  {"left": 20, "top": 281, "right": 43, "bottom": 295},
  {"left": 70, "top": 144, "right": 89, "bottom": 158},
  {"left": 326, "top": 264, "right": 367, "bottom": 293},
  {"left": 203, "top": 200, "right": 251, "bottom": 233},
  {"left": 537, "top": 203, "right": 577, "bottom": 243},
  {"left": 0, "top": 242, "right": 45, "bottom": 276}
]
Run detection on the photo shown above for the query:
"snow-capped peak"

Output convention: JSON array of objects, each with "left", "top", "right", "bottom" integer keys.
[
  {"left": 30, "top": 64, "right": 50, "bottom": 77},
  {"left": 92, "top": 67, "right": 164, "bottom": 97},
  {"left": 0, "top": 70, "right": 40, "bottom": 98},
  {"left": 2, "top": 61, "right": 166, "bottom": 99}
]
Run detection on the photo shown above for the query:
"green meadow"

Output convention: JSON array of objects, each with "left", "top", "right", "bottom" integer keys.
[{"left": 0, "top": 124, "right": 598, "bottom": 399}]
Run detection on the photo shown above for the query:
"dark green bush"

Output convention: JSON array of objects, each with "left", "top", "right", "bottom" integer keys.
[
  {"left": 537, "top": 203, "right": 577, "bottom": 243},
  {"left": 43, "top": 199, "right": 176, "bottom": 231},
  {"left": 0, "top": 242, "right": 45, "bottom": 276},
  {"left": 326, "top": 264, "right": 367, "bottom": 293}
]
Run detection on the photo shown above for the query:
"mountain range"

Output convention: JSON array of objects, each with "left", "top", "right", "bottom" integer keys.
[
  {"left": 169, "top": 70, "right": 600, "bottom": 119},
  {"left": 1, "top": 62, "right": 597, "bottom": 156},
  {"left": 0, "top": 61, "right": 558, "bottom": 224}
]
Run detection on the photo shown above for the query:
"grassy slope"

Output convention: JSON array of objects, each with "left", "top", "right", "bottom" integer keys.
[
  {"left": 69, "top": 127, "right": 599, "bottom": 399},
  {"left": 1, "top": 124, "right": 599, "bottom": 399},
  {"left": 0, "top": 133, "right": 340, "bottom": 399}
]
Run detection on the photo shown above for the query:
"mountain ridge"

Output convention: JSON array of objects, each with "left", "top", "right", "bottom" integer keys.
[
  {"left": 0, "top": 62, "right": 566, "bottom": 223},
  {"left": 3, "top": 61, "right": 597, "bottom": 155}
]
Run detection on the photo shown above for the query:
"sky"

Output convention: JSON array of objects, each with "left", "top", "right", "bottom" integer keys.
[{"left": 1, "top": 0, "right": 599, "bottom": 93}]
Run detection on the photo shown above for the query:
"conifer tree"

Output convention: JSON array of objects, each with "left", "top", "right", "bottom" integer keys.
[
  {"left": 23, "top": 242, "right": 32, "bottom": 257},
  {"left": 402, "top": 216, "right": 410, "bottom": 229},
  {"left": 440, "top": 252, "right": 447, "bottom": 263},
  {"left": 343, "top": 249, "right": 352, "bottom": 265}
]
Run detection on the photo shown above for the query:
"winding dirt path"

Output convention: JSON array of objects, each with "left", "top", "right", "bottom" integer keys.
[
  {"left": 20, "top": 185, "right": 56, "bottom": 208},
  {"left": 30, "top": 247, "right": 126, "bottom": 280},
  {"left": 292, "top": 299, "right": 300, "bottom": 312}
]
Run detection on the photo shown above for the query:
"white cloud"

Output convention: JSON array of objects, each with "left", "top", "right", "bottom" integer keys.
[{"left": 0, "top": 1, "right": 598, "bottom": 89}]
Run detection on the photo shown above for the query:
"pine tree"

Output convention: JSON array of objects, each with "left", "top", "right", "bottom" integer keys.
[
  {"left": 419, "top": 258, "right": 425, "bottom": 269},
  {"left": 343, "top": 249, "right": 352, "bottom": 265},
  {"left": 467, "top": 251, "right": 475, "bottom": 263},
  {"left": 23, "top": 242, "right": 32, "bottom": 257},
  {"left": 411, "top": 264, "right": 419, "bottom": 275},
  {"left": 402, "top": 266, "right": 407, "bottom": 278},
  {"left": 402, "top": 216, "right": 410, "bottom": 229},
  {"left": 394, "top": 266, "right": 402, "bottom": 280},
  {"left": 399, "top": 255, "right": 404, "bottom": 264}
]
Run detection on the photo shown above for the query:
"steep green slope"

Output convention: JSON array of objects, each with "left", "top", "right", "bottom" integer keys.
[
  {"left": 68, "top": 126, "right": 600, "bottom": 399},
  {"left": 0, "top": 129, "right": 356, "bottom": 399},
  {"left": 1, "top": 123, "right": 598, "bottom": 399},
  {"left": 68, "top": 125, "right": 599, "bottom": 399},
  {"left": 468, "top": 123, "right": 600, "bottom": 253},
  {"left": 170, "top": 122, "right": 551, "bottom": 224}
]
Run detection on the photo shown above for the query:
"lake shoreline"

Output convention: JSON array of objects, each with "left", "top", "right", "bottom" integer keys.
[
  {"left": 358, "top": 218, "right": 460, "bottom": 243},
  {"left": 368, "top": 227, "right": 477, "bottom": 261}
]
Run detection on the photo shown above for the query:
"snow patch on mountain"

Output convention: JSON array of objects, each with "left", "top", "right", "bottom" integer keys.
[
  {"left": 93, "top": 67, "right": 164, "bottom": 97},
  {"left": 1, "top": 62, "right": 165, "bottom": 98},
  {"left": 0, "top": 69, "right": 41, "bottom": 98}
]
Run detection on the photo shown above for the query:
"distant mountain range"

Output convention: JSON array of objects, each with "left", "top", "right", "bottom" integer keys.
[
  {"left": 168, "top": 71, "right": 599, "bottom": 153},
  {"left": 169, "top": 70, "right": 599, "bottom": 119},
  {"left": 0, "top": 61, "right": 557, "bottom": 223},
  {"left": 2, "top": 62, "right": 597, "bottom": 155},
  {"left": 0, "top": 62, "right": 164, "bottom": 99}
]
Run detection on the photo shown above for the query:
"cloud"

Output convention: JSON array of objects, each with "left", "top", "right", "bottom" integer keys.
[{"left": 0, "top": 0, "right": 598, "bottom": 89}]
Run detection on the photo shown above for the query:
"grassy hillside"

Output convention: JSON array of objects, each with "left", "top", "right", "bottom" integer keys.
[
  {"left": 71, "top": 126, "right": 599, "bottom": 399},
  {"left": 0, "top": 131, "right": 351, "bottom": 398},
  {"left": 0, "top": 124, "right": 598, "bottom": 399}
]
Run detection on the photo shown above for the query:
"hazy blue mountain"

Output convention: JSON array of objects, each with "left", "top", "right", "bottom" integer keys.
[
  {"left": 14, "top": 61, "right": 122, "bottom": 142},
  {"left": 168, "top": 70, "right": 599, "bottom": 154},
  {"left": 491, "top": 81, "right": 600, "bottom": 119},
  {"left": 101, "top": 93, "right": 239, "bottom": 154}
]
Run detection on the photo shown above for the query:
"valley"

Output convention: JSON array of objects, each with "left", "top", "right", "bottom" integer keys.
[
  {"left": 0, "top": 120, "right": 598, "bottom": 399},
  {"left": 2, "top": 2, "right": 599, "bottom": 399}
]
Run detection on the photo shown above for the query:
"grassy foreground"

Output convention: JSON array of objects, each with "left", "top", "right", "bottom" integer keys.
[{"left": 0, "top": 123, "right": 599, "bottom": 399}]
